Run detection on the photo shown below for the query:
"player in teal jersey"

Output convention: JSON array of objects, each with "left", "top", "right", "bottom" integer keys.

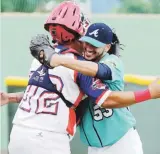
[
  {"left": 77, "top": 24, "right": 139, "bottom": 154},
  {"left": 48, "top": 23, "right": 143, "bottom": 154}
]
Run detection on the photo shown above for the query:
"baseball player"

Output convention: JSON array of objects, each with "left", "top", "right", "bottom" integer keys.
[
  {"left": 8, "top": 34, "right": 115, "bottom": 154},
  {"left": 47, "top": 22, "right": 142, "bottom": 154}
]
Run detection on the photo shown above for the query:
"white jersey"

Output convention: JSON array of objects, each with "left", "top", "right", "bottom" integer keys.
[
  {"left": 13, "top": 53, "right": 84, "bottom": 136},
  {"left": 13, "top": 51, "right": 111, "bottom": 137}
]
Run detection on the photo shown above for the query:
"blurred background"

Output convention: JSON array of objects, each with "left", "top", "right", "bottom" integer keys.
[
  {"left": 1, "top": 0, "right": 160, "bottom": 154},
  {"left": 1, "top": 0, "right": 160, "bottom": 13}
]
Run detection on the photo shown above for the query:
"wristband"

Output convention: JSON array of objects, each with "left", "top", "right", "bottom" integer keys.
[{"left": 134, "top": 89, "right": 151, "bottom": 103}]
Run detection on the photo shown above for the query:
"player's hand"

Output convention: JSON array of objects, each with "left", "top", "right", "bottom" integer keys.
[
  {"left": 0, "top": 92, "right": 9, "bottom": 106},
  {"left": 148, "top": 78, "right": 160, "bottom": 99},
  {"left": 39, "top": 51, "right": 61, "bottom": 67},
  {"left": 30, "top": 34, "right": 57, "bottom": 68}
]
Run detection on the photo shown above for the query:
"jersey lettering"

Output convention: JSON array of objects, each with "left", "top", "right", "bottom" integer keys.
[
  {"left": 19, "top": 76, "right": 63, "bottom": 115},
  {"left": 93, "top": 104, "right": 113, "bottom": 121}
]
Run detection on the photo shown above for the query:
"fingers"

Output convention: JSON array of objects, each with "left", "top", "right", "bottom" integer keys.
[
  {"left": 39, "top": 51, "right": 45, "bottom": 64},
  {"left": 40, "top": 51, "right": 44, "bottom": 58}
]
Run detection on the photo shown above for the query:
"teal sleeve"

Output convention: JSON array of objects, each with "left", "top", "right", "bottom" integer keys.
[{"left": 101, "top": 55, "right": 124, "bottom": 82}]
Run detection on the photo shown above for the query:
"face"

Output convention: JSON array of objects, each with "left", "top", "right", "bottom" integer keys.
[
  {"left": 48, "top": 25, "right": 110, "bottom": 61},
  {"left": 49, "top": 25, "right": 84, "bottom": 54},
  {"left": 83, "top": 42, "right": 107, "bottom": 61}
]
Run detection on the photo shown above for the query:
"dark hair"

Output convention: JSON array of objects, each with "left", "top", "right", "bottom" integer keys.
[{"left": 108, "top": 33, "right": 123, "bottom": 57}]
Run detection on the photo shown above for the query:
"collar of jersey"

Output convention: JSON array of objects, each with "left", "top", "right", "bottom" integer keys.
[
  {"left": 56, "top": 45, "right": 81, "bottom": 56},
  {"left": 56, "top": 45, "right": 68, "bottom": 53}
]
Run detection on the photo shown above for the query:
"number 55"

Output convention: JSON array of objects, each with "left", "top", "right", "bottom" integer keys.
[{"left": 93, "top": 105, "right": 113, "bottom": 121}]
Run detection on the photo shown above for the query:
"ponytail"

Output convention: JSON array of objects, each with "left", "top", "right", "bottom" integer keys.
[{"left": 108, "top": 33, "right": 123, "bottom": 57}]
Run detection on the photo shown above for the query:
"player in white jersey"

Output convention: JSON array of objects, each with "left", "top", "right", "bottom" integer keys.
[{"left": 8, "top": 34, "right": 116, "bottom": 154}]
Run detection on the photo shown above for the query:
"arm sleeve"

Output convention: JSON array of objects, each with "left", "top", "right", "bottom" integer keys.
[
  {"left": 77, "top": 56, "right": 112, "bottom": 80},
  {"left": 77, "top": 72, "right": 112, "bottom": 106},
  {"left": 95, "top": 63, "right": 112, "bottom": 80}
]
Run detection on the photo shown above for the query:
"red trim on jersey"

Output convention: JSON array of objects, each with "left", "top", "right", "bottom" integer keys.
[
  {"left": 74, "top": 91, "right": 84, "bottom": 107},
  {"left": 74, "top": 71, "right": 78, "bottom": 82},
  {"left": 66, "top": 108, "right": 76, "bottom": 136},
  {"left": 95, "top": 90, "right": 107, "bottom": 105}
]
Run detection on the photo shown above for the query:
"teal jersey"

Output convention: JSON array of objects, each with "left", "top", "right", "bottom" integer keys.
[{"left": 79, "top": 53, "right": 136, "bottom": 147}]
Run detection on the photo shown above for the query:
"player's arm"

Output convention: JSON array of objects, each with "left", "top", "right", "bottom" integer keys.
[
  {"left": 77, "top": 74, "right": 160, "bottom": 108},
  {"left": 0, "top": 92, "right": 24, "bottom": 106},
  {"left": 0, "top": 57, "right": 40, "bottom": 107},
  {"left": 102, "top": 78, "right": 160, "bottom": 108},
  {"left": 29, "top": 35, "right": 160, "bottom": 108},
  {"left": 29, "top": 34, "right": 112, "bottom": 80},
  {"left": 49, "top": 54, "right": 112, "bottom": 80},
  {"left": 102, "top": 91, "right": 148, "bottom": 108}
]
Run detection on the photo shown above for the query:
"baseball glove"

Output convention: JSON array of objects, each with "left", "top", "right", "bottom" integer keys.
[{"left": 29, "top": 34, "right": 56, "bottom": 68}]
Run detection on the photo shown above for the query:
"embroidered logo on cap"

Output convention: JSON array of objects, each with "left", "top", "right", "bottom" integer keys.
[{"left": 89, "top": 29, "right": 99, "bottom": 37}]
